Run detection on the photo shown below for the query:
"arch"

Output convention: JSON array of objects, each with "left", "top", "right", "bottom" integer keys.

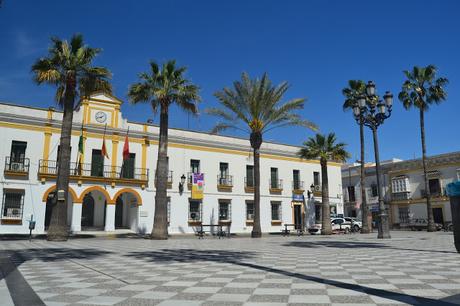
[
  {"left": 42, "top": 185, "right": 78, "bottom": 203},
  {"left": 78, "top": 186, "right": 114, "bottom": 204},
  {"left": 112, "top": 188, "right": 142, "bottom": 206}
]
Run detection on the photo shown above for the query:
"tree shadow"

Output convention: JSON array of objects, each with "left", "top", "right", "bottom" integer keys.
[
  {"left": 283, "top": 240, "right": 459, "bottom": 254},
  {"left": 125, "top": 248, "right": 457, "bottom": 306}
]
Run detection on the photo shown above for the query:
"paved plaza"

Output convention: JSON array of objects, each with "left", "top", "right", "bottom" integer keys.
[{"left": 1, "top": 231, "right": 460, "bottom": 306}]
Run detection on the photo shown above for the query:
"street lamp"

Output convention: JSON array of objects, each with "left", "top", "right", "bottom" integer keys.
[
  {"left": 179, "top": 174, "right": 186, "bottom": 195},
  {"left": 352, "top": 81, "right": 393, "bottom": 239}
]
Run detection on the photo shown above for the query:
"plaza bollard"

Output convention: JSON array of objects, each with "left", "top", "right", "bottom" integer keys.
[{"left": 446, "top": 181, "right": 460, "bottom": 253}]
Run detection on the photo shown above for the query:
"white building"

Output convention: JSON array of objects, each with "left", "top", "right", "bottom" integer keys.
[
  {"left": 342, "top": 152, "right": 460, "bottom": 227},
  {"left": 0, "top": 93, "right": 343, "bottom": 235}
]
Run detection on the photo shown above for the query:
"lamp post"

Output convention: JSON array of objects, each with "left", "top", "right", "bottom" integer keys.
[{"left": 352, "top": 81, "right": 393, "bottom": 239}]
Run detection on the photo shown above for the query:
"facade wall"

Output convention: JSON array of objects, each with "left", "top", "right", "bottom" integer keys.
[{"left": 0, "top": 93, "right": 343, "bottom": 235}]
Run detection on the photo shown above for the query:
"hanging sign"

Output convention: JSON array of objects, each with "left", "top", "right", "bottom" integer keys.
[
  {"left": 191, "top": 173, "right": 204, "bottom": 200},
  {"left": 292, "top": 194, "right": 304, "bottom": 202}
]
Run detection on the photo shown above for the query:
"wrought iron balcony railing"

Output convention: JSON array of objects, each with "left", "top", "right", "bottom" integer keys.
[
  {"left": 4, "top": 157, "right": 30, "bottom": 175},
  {"left": 217, "top": 175, "right": 233, "bottom": 187},
  {"left": 38, "top": 160, "right": 149, "bottom": 182},
  {"left": 269, "top": 179, "right": 283, "bottom": 190},
  {"left": 292, "top": 180, "right": 304, "bottom": 191}
]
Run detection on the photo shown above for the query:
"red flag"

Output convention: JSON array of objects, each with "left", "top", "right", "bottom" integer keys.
[
  {"left": 101, "top": 136, "right": 109, "bottom": 159},
  {"left": 122, "top": 133, "right": 130, "bottom": 161}
]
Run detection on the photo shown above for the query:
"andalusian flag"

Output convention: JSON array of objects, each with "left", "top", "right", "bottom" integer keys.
[
  {"left": 76, "top": 125, "right": 84, "bottom": 175},
  {"left": 101, "top": 123, "right": 110, "bottom": 159}
]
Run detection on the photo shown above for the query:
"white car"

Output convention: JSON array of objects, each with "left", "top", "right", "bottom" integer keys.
[
  {"left": 344, "top": 217, "right": 362, "bottom": 232},
  {"left": 308, "top": 218, "right": 352, "bottom": 234}
]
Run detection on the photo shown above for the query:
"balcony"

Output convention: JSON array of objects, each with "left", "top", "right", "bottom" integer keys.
[
  {"left": 4, "top": 157, "right": 30, "bottom": 177},
  {"left": 38, "top": 160, "right": 149, "bottom": 187},
  {"left": 421, "top": 189, "right": 444, "bottom": 198},
  {"left": 244, "top": 177, "right": 254, "bottom": 193},
  {"left": 391, "top": 192, "right": 411, "bottom": 201},
  {"left": 217, "top": 175, "right": 233, "bottom": 191},
  {"left": 269, "top": 179, "right": 283, "bottom": 194},
  {"left": 187, "top": 172, "right": 205, "bottom": 189},
  {"left": 155, "top": 170, "right": 173, "bottom": 189},
  {"left": 292, "top": 180, "right": 305, "bottom": 194}
]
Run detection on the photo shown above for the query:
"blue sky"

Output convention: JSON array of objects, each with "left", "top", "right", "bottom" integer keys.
[{"left": 0, "top": 0, "right": 459, "bottom": 162}]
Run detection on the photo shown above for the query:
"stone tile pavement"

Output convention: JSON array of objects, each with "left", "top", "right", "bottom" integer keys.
[{"left": 1, "top": 231, "right": 460, "bottom": 305}]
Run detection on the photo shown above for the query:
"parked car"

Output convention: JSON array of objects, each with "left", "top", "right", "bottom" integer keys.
[
  {"left": 344, "top": 217, "right": 362, "bottom": 232},
  {"left": 331, "top": 217, "right": 351, "bottom": 233},
  {"left": 409, "top": 218, "right": 443, "bottom": 231}
]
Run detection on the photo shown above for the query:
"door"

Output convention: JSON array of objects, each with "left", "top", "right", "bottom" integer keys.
[
  {"left": 81, "top": 194, "right": 95, "bottom": 227},
  {"left": 115, "top": 197, "right": 123, "bottom": 228},
  {"left": 45, "top": 196, "right": 54, "bottom": 230},
  {"left": 293, "top": 204, "right": 302, "bottom": 229},
  {"left": 433, "top": 207, "right": 444, "bottom": 224},
  {"left": 91, "top": 149, "right": 104, "bottom": 177}
]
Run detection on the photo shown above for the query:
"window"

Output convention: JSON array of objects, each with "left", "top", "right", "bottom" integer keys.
[
  {"left": 399, "top": 207, "right": 410, "bottom": 224},
  {"left": 2, "top": 190, "right": 24, "bottom": 221},
  {"left": 314, "top": 203, "right": 321, "bottom": 222},
  {"left": 10, "top": 141, "right": 27, "bottom": 162},
  {"left": 219, "top": 200, "right": 231, "bottom": 221},
  {"left": 429, "top": 178, "right": 441, "bottom": 196},
  {"left": 188, "top": 200, "right": 202, "bottom": 222},
  {"left": 313, "top": 171, "right": 321, "bottom": 186},
  {"left": 219, "top": 163, "right": 231, "bottom": 185},
  {"left": 220, "top": 163, "right": 229, "bottom": 177},
  {"left": 371, "top": 183, "right": 378, "bottom": 197},
  {"left": 391, "top": 176, "right": 410, "bottom": 193},
  {"left": 293, "top": 170, "right": 301, "bottom": 189},
  {"left": 347, "top": 186, "right": 356, "bottom": 202},
  {"left": 270, "top": 168, "right": 279, "bottom": 188},
  {"left": 91, "top": 149, "right": 104, "bottom": 177},
  {"left": 191, "top": 159, "right": 200, "bottom": 173},
  {"left": 246, "top": 201, "right": 254, "bottom": 220},
  {"left": 121, "top": 153, "right": 135, "bottom": 179},
  {"left": 271, "top": 202, "right": 281, "bottom": 221},
  {"left": 246, "top": 165, "right": 254, "bottom": 187}
]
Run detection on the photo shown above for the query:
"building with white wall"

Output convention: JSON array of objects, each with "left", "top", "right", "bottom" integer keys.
[
  {"left": 0, "top": 92, "right": 344, "bottom": 235},
  {"left": 342, "top": 152, "right": 460, "bottom": 227}
]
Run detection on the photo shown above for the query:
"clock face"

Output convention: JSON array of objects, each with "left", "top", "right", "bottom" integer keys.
[{"left": 95, "top": 111, "right": 107, "bottom": 123}]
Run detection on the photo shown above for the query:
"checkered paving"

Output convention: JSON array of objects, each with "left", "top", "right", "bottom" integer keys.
[{"left": 1, "top": 231, "right": 460, "bottom": 305}]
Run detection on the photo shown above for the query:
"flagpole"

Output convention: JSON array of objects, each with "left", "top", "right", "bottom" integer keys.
[{"left": 75, "top": 123, "right": 84, "bottom": 175}]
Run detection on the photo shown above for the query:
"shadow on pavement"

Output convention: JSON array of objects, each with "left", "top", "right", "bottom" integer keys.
[{"left": 125, "top": 248, "right": 457, "bottom": 306}]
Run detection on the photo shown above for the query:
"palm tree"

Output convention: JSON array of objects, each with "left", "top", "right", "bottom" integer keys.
[
  {"left": 128, "top": 60, "right": 200, "bottom": 240},
  {"left": 398, "top": 65, "right": 448, "bottom": 232},
  {"left": 207, "top": 72, "right": 317, "bottom": 238},
  {"left": 32, "top": 34, "right": 112, "bottom": 241},
  {"left": 298, "top": 133, "right": 350, "bottom": 235},
  {"left": 342, "top": 80, "right": 371, "bottom": 233}
]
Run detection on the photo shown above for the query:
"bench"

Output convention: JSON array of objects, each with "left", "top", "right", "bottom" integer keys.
[
  {"left": 196, "top": 224, "right": 230, "bottom": 239},
  {"left": 282, "top": 224, "right": 304, "bottom": 236}
]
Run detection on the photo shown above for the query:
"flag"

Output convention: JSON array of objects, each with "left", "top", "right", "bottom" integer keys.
[
  {"left": 101, "top": 136, "right": 109, "bottom": 159},
  {"left": 122, "top": 130, "right": 130, "bottom": 161},
  {"left": 75, "top": 126, "right": 84, "bottom": 175}
]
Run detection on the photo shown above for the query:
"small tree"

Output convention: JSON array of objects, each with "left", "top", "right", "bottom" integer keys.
[
  {"left": 129, "top": 60, "right": 201, "bottom": 239},
  {"left": 398, "top": 65, "right": 448, "bottom": 232},
  {"left": 298, "top": 133, "right": 350, "bottom": 235},
  {"left": 32, "top": 34, "right": 112, "bottom": 241},
  {"left": 207, "top": 72, "right": 317, "bottom": 238}
]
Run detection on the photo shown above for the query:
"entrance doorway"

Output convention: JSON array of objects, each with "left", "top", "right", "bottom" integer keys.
[
  {"left": 115, "top": 197, "right": 123, "bottom": 228},
  {"left": 293, "top": 204, "right": 303, "bottom": 230},
  {"left": 81, "top": 194, "right": 95, "bottom": 227},
  {"left": 433, "top": 207, "right": 444, "bottom": 224},
  {"left": 45, "top": 195, "right": 54, "bottom": 230}
]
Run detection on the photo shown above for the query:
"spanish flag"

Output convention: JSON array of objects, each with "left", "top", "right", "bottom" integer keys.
[{"left": 101, "top": 136, "right": 109, "bottom": 159}]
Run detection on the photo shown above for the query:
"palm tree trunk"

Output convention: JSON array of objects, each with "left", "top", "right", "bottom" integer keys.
[
  {"left": 47, "top": 91, "right": 74, "bottom": 241},
  {"left": 359, "top": 118, "right": 371, "bottom": 233},
  {"left": 320, "top": 159, "right": 332, "bottom": 235},
  {"left": 420, "top": 109, "right": 435, "bottom": 232},
  {"left": 151, "top": 103, "right": 169, "bottom": 239},
  {"left": 250, "top": 132, "right": 262, "bottom": 238}
]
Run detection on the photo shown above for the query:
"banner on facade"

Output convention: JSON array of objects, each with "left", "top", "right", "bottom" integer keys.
[
  {"left": 292, "top": 194, "right": 304, "bottom": 202},
  {"left": 191, "top": 173, "right": 204, "bottom": 200}
]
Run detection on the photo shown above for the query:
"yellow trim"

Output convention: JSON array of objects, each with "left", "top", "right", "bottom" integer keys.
[
  {"left": 42, "top": 185, "right": 79, "bottom": 203},
  {"left": 78, "top": 186, "right": 114, "bottom": 204},
  {"left": 114, "top": 107, "right": 119, "bottom": 128},
  {"left": 112, "top": 188, "right": 143, "bottom": 205},
  {"left": 47, "top": 109, "right": 53, "bottom": 120},
  {"left": 141, "top": 139, "right": 148, "bottom": 176},
  {"left": 0, "top": 121, "right": 342, "bottom": 166},
  {"left": 391, "top": 196, "right": 449, "bottom": 205},
  {"left": 42, "top": 131, "right": 52, "bottom": 160},
  {"left": 389, "top": 162, "right": 460, "bottom": 176}
]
